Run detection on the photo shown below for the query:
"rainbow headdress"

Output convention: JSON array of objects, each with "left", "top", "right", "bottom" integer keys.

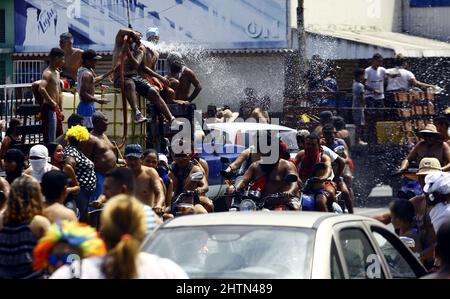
[{"left": 33, "top": 221, "right": 106, "bottom": 271}]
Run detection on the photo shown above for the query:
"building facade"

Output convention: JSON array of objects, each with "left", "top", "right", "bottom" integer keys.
[{"left": 0, "top": 0, "right": 14, "bottom": 86}]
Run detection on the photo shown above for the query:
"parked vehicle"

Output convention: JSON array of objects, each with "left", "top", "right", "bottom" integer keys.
[{"left": 142, "top": 212, "right": 427, "bottom": 279}]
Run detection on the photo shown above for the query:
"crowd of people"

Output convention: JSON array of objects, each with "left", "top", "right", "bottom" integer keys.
[
  {"left": 0, "top": 26, "right": 449, "bottom": 279},
  {"left": 31, "top": 27, "right": 203, "bottom": 145}
]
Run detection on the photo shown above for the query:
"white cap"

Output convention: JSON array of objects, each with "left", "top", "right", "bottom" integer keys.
[
  {"left": 158, "top": 154, "right": 168, "bottom": 165},
  {"left": 29, "top": 145, "right": 49, "bottom": 159},
  {"left": 146, "top": 27, "right": 160, "bottom": 40}
]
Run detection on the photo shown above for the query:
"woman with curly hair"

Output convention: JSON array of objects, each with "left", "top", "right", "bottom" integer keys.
[
  {"left": 34, "top": 220, "right": 106, "bottom": 277},
  {"left": 0, "top": 176, "right": 50, "bottom": 279},
  {"left": 63, "top": 125, "right": 97, "bottom": 222},
  {"left": 51, "top": 195, "right": 187, "bottom": 279}
]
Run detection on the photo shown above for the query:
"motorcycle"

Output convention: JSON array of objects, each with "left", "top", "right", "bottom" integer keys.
[
  {"left": 230, "top": 174, "right": 300, "bottom": 212},
  {"left": 171, "top": 172, "right": 205, "bottom": 217},
  {"left": 301, "top": 177, "right": 346, "bottom": 214}
]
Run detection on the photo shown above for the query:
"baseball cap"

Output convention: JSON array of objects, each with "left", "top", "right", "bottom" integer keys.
[
  {"left": 158, "top": 154, "right": 169, "bottom": 165},
  {"left": 82, "top": 49, "right": 102, "bottom": 62},
  {"left": 29, "top": 145, "right": 49, "bottom": 159},
  {"left": 146, "top": 27, "right": 160, "bottom": 40},
  {"left": 417, "top": 158, "right": 442, "bottom": 175},
  {"left": 125, "top": 144, "right": 143, "bottom": 159}
]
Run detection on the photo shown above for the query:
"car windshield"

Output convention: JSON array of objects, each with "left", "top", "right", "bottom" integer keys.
[
  {"left": 142, "top": 225, "right": 315, "bottom": 279},
  {"left": 280, "top": 131, "right": 299, "bottom": 152}
]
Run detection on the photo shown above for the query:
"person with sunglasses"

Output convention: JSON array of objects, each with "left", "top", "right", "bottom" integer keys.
[
  {"left": 33, "top": 220, "right": 106, "bottom": 278},
  {"left": 400, "top": 124, "right": 450, "bottom": 172},
  {"left": 24, "top": 145, "right": 59, "bottom": 183}
]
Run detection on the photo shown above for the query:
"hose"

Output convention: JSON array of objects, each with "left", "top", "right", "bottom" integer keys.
[{"left": 117, "top": 37, "right": 129, "bottom": 149}]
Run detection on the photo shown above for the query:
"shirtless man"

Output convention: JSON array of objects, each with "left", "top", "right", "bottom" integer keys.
[
  {"left": 78, "top": 112, "right": 117, "bottom": 200},
  {"left": 37, "top": 48, "right": 65, "bottom": 143},
  {"left": 400, "top": 124, "right": 450, "bottom": 172},
  {"left": 169, "top": 148, "right": 210, "bottom": 214},
  {"left": 41, "top": 170, "right": 78, "bottom": 223},
  {"left": 112, "top": 29, "right": 177, "bottom": 124},
  {"left": 236, "top": 145, "right": 300, "bottom": 211},
  {"left": 167, "top": 59, "right": 202, "bottom": 103},
  {"left": 139, "top": 28, "right": 182, "bottom": 106},
  {"left": 125, "top": 144, "right": 165, "bottom": 216},
  {"left": 59, "top": 32, "right": 83, "bottom": 87},
  {"left": 77, "top": 49, "right": 114, "bottom": 129}
]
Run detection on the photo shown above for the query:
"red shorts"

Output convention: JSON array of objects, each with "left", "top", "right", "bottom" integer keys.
[{"left": 145, "top": 76, "right": 164, "bottom": 90}]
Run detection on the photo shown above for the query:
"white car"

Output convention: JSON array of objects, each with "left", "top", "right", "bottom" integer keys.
[{"left": 142, "top": 212, "right": 427, "bottom": 279}]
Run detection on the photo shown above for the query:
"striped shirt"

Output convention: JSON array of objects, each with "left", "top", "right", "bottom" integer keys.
[{"left": 0, "top": 223, "right": 41, "bottom": 279}]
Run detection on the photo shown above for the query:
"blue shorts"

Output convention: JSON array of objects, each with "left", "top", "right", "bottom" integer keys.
[{"left": 77, "top": 101, "right": 96, "bottom": 129}]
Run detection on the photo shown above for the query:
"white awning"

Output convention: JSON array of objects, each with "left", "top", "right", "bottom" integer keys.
[{"left": 306, "top": 29, "right": 450, "bottom": 59}]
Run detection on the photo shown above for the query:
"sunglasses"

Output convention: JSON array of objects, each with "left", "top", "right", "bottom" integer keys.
[
  {"left": 29, "top": 156, "right": 46, "bottom": 160},
  {"left": 48, "top": 253, "right": 73, "bottom": 267}
]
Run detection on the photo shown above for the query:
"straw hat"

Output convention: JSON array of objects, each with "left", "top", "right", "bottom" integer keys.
[
  {"left": 418, "top": 124, "right": 440, "bottom": 137},
  {"left": 417, "top": 158, "right": 442, "bottom": 176},
  {"left": 218, "top": 109, "right": 239, "bottom": 123}
]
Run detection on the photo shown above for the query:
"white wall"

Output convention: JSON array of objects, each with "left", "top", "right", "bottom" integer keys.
[
  {"left": 290, "top": 0, "right": 402, "bottom": 31},
  {"left": 190, "top": 55, "right": 286, "bottom": 113},
  {"left": 403, "top": 5, "right": 450, "bottom": 42}
]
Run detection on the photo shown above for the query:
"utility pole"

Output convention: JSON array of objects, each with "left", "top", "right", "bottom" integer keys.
[{"left": 297, "top": 0, "right": 308, "bottom": 93}]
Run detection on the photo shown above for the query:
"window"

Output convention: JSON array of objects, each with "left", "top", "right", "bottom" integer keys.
[
  {"left": 338, "top": 228, "right": 384, "bottom": 279},
  {"left": 372, "top": 231, "right": 417, "bottom": 279},
  {"left": 330, "top": 239, "right": 344, "bottom": 279},
  {"left": 13, "top": 60, "right": 46, "bottom": 84},
  {"left": 0, "top": 9, "right": 5, "bottom": 43}
]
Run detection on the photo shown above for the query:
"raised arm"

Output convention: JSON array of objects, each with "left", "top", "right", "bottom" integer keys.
[{"left": 400, "top": 145, "right": 419, "bottom": 171}]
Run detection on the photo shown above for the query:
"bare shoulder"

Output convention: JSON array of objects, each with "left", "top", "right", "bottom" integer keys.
[
  {"left": 143, "top": 165, "right": 159, "bottom": 177},
  {"left": 30, "top": 215, "right": 51, "bottom": 238}
]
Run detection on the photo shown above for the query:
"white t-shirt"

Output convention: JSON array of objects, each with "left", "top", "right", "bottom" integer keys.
[
  {"left": 321, "top": 146, "right": 338, "bottom": 180},
  {"left": 50, "top": 252, "right": 189, "bottom": 279},
  {"left": 429, "top": 202, "right": 450, "bottom": 234},
  {"left": 364, "top": 66, "right": 386, "bottom": 100},
  {"left": 386, "top": 67, "right": 415, "bottom": 91}
]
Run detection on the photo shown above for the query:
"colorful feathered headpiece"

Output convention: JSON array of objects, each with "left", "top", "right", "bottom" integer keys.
[{"left": 33, "top": 221, "right": 106, "bottom": 271}]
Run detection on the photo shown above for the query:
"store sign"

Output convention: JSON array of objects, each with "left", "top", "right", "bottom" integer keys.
[{"left": 15, "top": 0, "right": 288, "bottom": 52}]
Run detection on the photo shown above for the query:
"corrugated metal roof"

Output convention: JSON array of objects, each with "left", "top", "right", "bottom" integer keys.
[
  {"left": 208, "top": 48, "right": 295, "bottom": 54},
  {"left": 12, "top": 51, "right": 113, "bottom": 57},
  {"left": 306, "top": 29, "right": 450, "bottom": 58}
]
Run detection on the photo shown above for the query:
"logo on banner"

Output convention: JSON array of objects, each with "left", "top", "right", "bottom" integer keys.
[{"left": 67, "top": 0, "right": 81, "bottom": 19}]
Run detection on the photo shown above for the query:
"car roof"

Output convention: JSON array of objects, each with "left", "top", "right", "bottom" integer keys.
[
  {"left": 206, "top": 123, "right": 297, "bottom": 134},
  {"left": 161, "top": 212, "right": 377, "bottom": 229}
]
